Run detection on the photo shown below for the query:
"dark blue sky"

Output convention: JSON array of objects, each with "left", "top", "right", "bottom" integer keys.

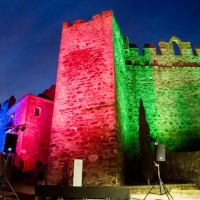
[{"left": 0, "top": 0, "right": 200, "bottom": 104}]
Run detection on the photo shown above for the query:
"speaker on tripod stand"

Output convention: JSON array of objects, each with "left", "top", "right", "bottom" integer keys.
[
  {"left": 143, "top": 144, "right": 173, "bottom": 200},
  {"left": 0, "top": 133, "right": 19, "bottom": 200}
]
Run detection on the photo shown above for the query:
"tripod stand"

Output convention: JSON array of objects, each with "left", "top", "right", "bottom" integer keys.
[
  {"left": 143, "top": 161, "right": 173, "bottom": 200},
  {"left": 0, "top": 153, "right": 19, "bottom": 200}
]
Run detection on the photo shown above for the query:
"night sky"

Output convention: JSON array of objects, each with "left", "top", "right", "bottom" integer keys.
[{"left": 0, "top": 0, "right": 200, "bottom": 104}]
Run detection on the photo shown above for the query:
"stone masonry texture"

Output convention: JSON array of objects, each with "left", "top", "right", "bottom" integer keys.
[
  {"left": 46, "top": 11, "right": 124, "bottom": 186},
  {"left": 46, "top": 11, "right": 200, "bottom": 185},
  {"left": 1, "top": 10, "right": 200, "bottom": 186},
  {"left": 7, "top": 94, "right": 53, "bottom": 172},
  {"left": 124, "top": 36, "right": 200, "bottom": 160}
]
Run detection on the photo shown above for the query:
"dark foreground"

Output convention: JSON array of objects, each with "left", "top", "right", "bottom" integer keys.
[
  {"left": 0, "top": 175, "right": 35, "bottom": 200},
  {"left": 0, "top": 174, "right": 199, "bottom": 200}
]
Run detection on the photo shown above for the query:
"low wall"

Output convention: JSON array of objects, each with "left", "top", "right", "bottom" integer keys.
[{"left": 160, "top": 151, "right": 200, "bottom": 187}]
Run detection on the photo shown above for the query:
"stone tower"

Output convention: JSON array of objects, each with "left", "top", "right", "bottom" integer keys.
[{"left": 46, "top": 11, "right": 125, "bottom": 186}]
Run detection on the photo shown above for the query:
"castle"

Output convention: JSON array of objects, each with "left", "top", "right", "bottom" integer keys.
[{"left": 1, "top": 10, "right": 200, "bottom": 186}]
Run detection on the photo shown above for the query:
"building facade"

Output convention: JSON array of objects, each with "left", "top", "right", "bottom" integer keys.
[
  {"left": 1, "top": 94, "right": 53, "bottom": 172},
  {"left": 1, "top": 10, "right": 200, "bottom": 186}
]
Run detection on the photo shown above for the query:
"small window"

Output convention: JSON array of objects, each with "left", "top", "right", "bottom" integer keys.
[{"left": 34, "top": 107, "right": 41, "bottom": 116}]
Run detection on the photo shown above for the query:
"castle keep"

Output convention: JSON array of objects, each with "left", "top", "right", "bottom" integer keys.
[
  {"left": 1, "top": 10, "right": 200, "bottom": 186},
  {"left": 46, "top": 10, "right": 124, "bottom": 186}
]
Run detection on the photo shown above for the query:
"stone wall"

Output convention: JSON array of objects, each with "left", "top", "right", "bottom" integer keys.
[
  {"left": 153, "top": 66, "right": 200, "bottom": 151},
  {"left": 1, "top": 10, "right": 200, "bottom": 186},
  {"left": 22, "top": 95, "right": 53, "bottom": 171},
  {"left": 0, "top": 96, "right": 16, "bottom": 152},
  {"left": 123, "top": 36, "right": 200, "bottom": 161},
  {"left": 112, "top": 13, "right": 127, "bottom": 184},
  {"left": 8, "top": 94, "right": 54, "bottom": 172},
  {"left": 47, "top": 12, "right": 200, "bottom": 185},
  {"left": 47, "top": 11, "right": 124, "bottom": 186},
  {"left": 161, "top": 151, "right": 200, "bottom": 187}
]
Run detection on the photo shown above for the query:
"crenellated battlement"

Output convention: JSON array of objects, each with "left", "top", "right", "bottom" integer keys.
[
  {"left": 62, "top": 10, "right": 113, "bottom": 29},
  {"left": 159, "top": 36, "right": 193, "bottom": 55},
  {"left": 1, "top": 10, "right": 200, "bottom": 186},
  {"left": 124, "top": 36, "right": 200, "bottom": 67}
]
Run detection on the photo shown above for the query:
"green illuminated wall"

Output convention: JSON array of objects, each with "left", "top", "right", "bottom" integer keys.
[
  {"left": 120, "top": 36, "right": 200, "bottom": 161},
  {"left": 113, "top": 14, "right": 200, "bottom": 162},
  {"left": 113, "top": 19, "right": 158, "bottom": 161},
  {"left": 126, "top": 65, "right": 158, "bottom": 160},
  {"left": 112, "top": 16, "right": 128, "bottom": 158},
  {"left": 153, "top": 66, "right": 200, "bottom": 151}
]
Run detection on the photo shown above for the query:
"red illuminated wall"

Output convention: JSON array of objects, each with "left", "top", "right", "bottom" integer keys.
[
  {"left": 47, "top": 11, "right": 123, "bottom": 186},
  {"left": 8, "top": 94, "right": 53, "bottom": 172}
]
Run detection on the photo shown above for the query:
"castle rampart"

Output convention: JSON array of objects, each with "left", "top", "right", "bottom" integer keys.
[
  {"left": 1, "top": 10, "right": 200, "bottom": 185},
  {"left": 124, "top": 36, "right": 200, "bottom": 162},
  {"left": 124, "top": 36, "right": 200, "bottom": 67}
]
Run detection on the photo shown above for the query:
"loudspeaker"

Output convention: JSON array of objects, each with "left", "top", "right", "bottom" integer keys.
[
  {"left": 3, "top": 133, "right": 18, "bottom": 153},
  {"left": 155, "top": 144, "right": 165, "bottom": 161}
]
